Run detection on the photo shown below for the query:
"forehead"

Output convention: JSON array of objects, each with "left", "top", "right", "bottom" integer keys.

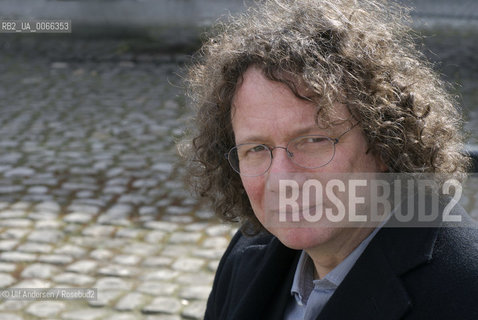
[{"left": 231, "top": 67, "right": 350, "bottom": 143}]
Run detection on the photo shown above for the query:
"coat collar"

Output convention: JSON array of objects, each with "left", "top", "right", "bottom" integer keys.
[
  {"left": 316, "top": 192, "right": 453, "bottom": 319},
  {"left": 317, "top": 223, "right": 441, "bottom": 320}
]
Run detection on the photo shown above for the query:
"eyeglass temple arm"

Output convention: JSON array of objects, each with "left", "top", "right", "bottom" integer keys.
[{"left": 336, "top": 121, "right": 360, "bottom": 141}]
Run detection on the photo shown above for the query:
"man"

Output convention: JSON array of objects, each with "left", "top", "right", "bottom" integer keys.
[{"left": 184, "top": 0, "right": 478, "bottom": 319}]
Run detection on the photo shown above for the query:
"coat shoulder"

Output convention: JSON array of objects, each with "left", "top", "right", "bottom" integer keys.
[
  {"left": 402, "top": 213, "right": 478, "bottom": 319},
  {"left": 432, "top": 218, "right": 478, "bottom": 280},
  {"left": 204, "top": 229, "right": 278, "bottom": 319},
  {"left": 434, "top": 211, "right": 478, "bottom": 274}
]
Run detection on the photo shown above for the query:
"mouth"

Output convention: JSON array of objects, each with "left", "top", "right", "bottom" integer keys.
[
  {"left": 269, "top": 205, "right": 320, "bottom": 214},
  {"left": 267, "top": 205, "right": 322, "bottom": 223}
]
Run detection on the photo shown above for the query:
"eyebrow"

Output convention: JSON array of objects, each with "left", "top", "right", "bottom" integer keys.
[{"left": 236, "top": 125, "right": 325, "bottom": 144}]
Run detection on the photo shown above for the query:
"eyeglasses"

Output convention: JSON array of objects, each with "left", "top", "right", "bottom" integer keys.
[{"left": 225, "top": 122, "right": 359, "bottom": 176}]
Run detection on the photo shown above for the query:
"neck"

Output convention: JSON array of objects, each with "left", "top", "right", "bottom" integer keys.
[{"left": 307, "top": 227, "right": 374, "bottom": 279}]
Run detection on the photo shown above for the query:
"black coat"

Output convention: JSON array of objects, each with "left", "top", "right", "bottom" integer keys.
[{"left": 205, "top": 206, "right": 478, "bottom": 320}]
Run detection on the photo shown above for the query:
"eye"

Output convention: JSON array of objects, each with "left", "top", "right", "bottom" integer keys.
[
  {"left": 297, "top": 136, "right": 328, "bottom": 146},
  {"left": 291, "top": 136, "right": 330, "bottom": 152},
  {"left": 303, "top": 137, "right": 328, "bottom": 144},
  {"left": 237, "top": 144, "right": 269, "bottom": 159},
  {"left": 248, "top": 145, "right": 268, "bottom": 153}
]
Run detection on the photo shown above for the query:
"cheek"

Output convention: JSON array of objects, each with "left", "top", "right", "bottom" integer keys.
[
  {"left": 241, "top": 177, "right": 266, "bottom": 218},
  {"left": 336, "top": 152, "right": 382, "bottom": 172},
  {"left": 335, "top": 139, "right": 386, "bottom": 172},
  {"left": 352, "top": 150, "right": 386, "bottom": 172}
]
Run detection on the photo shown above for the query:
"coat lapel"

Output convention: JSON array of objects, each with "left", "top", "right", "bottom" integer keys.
[
  {"left": 316, "top": 237, "right": 412, "bottom": 320},
  {"left": 317, "top": 225, "right": 441, "bottom": 320},
  {"left": 231, "top": 237, "right": 300, "bottom": 320}
]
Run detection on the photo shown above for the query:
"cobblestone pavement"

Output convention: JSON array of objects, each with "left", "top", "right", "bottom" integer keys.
[
  {"left": 0, "top": 37, "right": 238, "bottom": 320},
  {"left": 0, "top": 35, "right": 477, "bottom": 320}
]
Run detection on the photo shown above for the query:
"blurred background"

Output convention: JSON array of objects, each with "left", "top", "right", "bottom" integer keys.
[{"left": 0, "top": 0, "right": 476, "bottom": 319}]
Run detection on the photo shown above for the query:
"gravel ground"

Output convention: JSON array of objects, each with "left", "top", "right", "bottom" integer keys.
[{"left": 0, "top": 35, "right": 238, "bottom": 320}]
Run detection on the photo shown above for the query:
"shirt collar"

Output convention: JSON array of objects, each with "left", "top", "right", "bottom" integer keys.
[
  {"left": 290, "top": 250, "right": 314, "bottom": 305},
  {"left": 290, "top": 225, "right": 382, "bottom": 304}
]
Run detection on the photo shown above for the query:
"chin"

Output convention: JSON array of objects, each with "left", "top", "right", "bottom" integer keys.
[{"left": 269, "top": 226, "right": 338, "bottom": 250}]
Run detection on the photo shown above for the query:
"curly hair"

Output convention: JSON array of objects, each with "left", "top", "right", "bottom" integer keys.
[{"left": 183, "top": 0, "right": 470, "bottom": 233}]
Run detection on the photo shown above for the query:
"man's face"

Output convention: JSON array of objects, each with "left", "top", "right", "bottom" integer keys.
[{"left": 231, "top": 66, "right": 387, "bottom": 250}]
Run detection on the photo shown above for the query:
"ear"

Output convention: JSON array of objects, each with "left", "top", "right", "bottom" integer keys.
[
  {"left": 365, "top": 146, "right": 389, "bottom": 173},
  {"left": 375, "top": 154, "right": 389, "bottom": 173}
]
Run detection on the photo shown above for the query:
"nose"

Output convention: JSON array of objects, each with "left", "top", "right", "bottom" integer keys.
[
  {"left": 265, "top": 147, "right": 298, "bottom": 194},
  {"left": 268, "top": 146, "right": 296, "bottom": 174}
]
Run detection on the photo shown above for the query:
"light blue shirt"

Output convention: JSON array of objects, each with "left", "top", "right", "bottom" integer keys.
[{"left": 284, "top": 227, "right": 381, "bottom": 320}]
